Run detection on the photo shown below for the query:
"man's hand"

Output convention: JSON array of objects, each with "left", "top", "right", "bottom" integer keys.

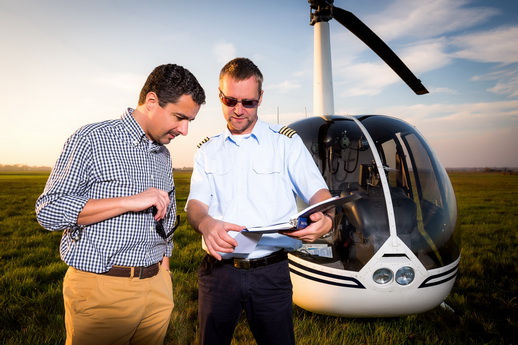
[
  {"left": 125, "top": 188, "right": 171, "bottom": 220},
  {"left": 161, "top": 256, "right": 171, "bottom": 272},
  {"left": 77, "top": 187, "right": 171, "bottom": 226},
  {"left": 280, "top": 211, "right": 333, "bottom": 242},
  {"left": 198, "top": 217, "right": 245, "bottom": 260},
  {"left": 186, "top": 199, "right": 245, "bottom": 260},
  {"left": 280, "top": 188, "right": 334, "bottom": 242}
]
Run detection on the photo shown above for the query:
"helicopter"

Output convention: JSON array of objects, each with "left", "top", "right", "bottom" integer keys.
[{"left": 286, "top": 0, "right": 461, "bottom": 317}]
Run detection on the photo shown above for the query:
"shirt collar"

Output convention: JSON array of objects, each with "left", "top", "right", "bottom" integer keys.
[
  {"left": 122, "top": 108, "right": 162, "bottom": 152},
  {"left": 223, "top": 120, "right": 267, "bottom": 146},
  {"left": 122, "top": 108, "right": 147, "bottom": 144}
]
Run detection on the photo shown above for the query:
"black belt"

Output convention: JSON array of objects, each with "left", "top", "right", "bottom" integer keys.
[
  {"left": 212, "top": 250, "right": 288, "bottom": 269},
  {"left": 101, "top": 263, "right": 160, "bottom": 279}
]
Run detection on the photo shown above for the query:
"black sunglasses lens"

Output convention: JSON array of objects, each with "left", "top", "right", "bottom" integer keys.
[
  {"left": 156, "top": 221, "right": 165, "bottom": 238},
  {"left": 242, "top": 100, "right": 258, "bottom": 108},
  {"left": 220, "top": 93, "right": 258, "bottom": 108},
  {"left": 222, "top": 96, "right": 238, "bottom": 107}
]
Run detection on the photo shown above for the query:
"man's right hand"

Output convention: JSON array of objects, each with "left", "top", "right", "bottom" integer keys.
[
  {"left": 77, "top": 187, "right": 171, "bottom": 226},
  {"left": 186, "top": 199, "right": 244, "bottom": 260},
  {"left": 198, "top": 217, "right": 245, "bottom": 260},
  {"left": 125, "top": 188, "right": 171, "bottom": 220}
]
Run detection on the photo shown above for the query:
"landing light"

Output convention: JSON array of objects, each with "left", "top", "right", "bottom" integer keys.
[
  {"left": 373, "top": 268, "right": 393, "bottom": 284},
  {"left": 396, "top": 267, "right": 415, "bottom": 285}
]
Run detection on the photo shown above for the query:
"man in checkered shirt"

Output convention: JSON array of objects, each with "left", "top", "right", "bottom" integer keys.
[{"left": 36, "top": 64, "right": 205, "bottom": 345}]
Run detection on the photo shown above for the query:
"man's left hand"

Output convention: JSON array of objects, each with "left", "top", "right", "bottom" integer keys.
[{"left": 280, "top": 211, "right": 333, "bottom": 242}]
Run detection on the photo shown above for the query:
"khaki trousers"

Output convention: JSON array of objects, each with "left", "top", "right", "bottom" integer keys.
[{"left": 63, "top": 265, "right": 174, "bottom": 345}]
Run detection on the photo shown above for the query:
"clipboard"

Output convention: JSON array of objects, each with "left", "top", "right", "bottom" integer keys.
[{"left": 244, "top": 194, "right": 360, "bottom": 233}]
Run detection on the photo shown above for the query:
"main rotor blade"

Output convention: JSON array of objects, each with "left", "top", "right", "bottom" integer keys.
[{"left": 332, "top": 6, "right": 429, "bottom": 95}]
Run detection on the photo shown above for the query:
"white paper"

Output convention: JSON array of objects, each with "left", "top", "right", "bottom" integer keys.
[
  {"left": 244, "top": 194, "right": 360, "bottom": 233},
  {"left": 245, "top": 222, "right": 295, "bottom": 233},
  {"left": 232, "top": 232, "right": 262, "bottom": 254}
]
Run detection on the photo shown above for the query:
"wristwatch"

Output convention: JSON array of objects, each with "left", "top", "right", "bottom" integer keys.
[{"left": 321, "top": 213, "right": 334, "bottom": 238}]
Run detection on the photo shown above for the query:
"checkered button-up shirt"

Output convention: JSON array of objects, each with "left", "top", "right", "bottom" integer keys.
[{"left": 36, "top": 108, "right": 176, "bottom": 273}]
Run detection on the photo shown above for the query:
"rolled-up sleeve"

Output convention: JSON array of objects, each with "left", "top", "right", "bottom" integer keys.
[{"left": 35, "top": 132, "right": 91, "bottom": 231}]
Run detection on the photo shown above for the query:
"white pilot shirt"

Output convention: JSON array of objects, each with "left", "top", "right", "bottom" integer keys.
[{"left": 187, "top": 120, "right": 328, "bottom": 259}]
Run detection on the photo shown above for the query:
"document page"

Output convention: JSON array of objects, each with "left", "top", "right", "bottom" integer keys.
[{"left": 244, "top": 194, "right": 360, "bottom": 233}]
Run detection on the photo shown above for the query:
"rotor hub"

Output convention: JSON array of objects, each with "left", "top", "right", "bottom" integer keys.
[{"left": 309, "top": 0, "right": 333, "bottom": 25}]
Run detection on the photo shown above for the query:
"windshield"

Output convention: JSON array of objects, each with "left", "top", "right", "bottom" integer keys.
[
  {"left": 361, "top": 115, "right": 460, "bottom": 269},
  {"left": 289, "top": 115, "right": 460, "bottom": 271}
]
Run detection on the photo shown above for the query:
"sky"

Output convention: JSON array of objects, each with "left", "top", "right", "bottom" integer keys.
[{"left": 1, "top": 0, "right": 517, "bottom": 169}]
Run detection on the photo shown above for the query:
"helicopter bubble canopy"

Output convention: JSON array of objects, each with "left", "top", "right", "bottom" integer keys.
[{"left": 289, "top": 114, "right": 460, "bottom": 272}]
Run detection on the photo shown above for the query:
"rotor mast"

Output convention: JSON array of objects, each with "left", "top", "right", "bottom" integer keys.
[{"left": 310, "top": 0, "right": 335, "bottom": 116}]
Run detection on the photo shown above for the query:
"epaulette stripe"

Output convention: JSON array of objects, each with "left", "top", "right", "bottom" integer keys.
[
  {"left": 279, "top": 126, "right": 297, "bottom": 138},
  {"left": 197, "top": 137, "right": 210, "bottom": 148}
]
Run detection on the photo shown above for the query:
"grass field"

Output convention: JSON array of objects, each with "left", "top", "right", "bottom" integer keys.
[{"left": 0, "top": 171, "right": 516, "bottom": 345}]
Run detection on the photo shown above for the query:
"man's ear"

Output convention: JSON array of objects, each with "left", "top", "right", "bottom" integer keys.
[
  {"left": 145, "top": 92, "right": 158, "bottom": 111},
  {"left": 258, "top": 90, "right": 264, "bottom": 106}
]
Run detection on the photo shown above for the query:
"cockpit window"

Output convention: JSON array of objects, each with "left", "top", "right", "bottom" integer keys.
[{"left": 289, "top": 115, "right": 460, "bottom": 272}]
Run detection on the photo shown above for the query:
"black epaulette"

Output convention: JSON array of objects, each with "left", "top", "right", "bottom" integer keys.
[
  {"left": 278, "top": 126, "right": 297, "bottom": 138},
  {"left": 197, "top": 137, "right": 211, "bottom": 148}
]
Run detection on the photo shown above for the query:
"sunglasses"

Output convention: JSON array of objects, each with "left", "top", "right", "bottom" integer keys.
[
  {"left": 156, "top": 214, "right": 180, "bottom": 240},
  {"left": 219, "top": 89, "right": 260, "bottom": 109},
  {"left": 152, "top": 189, "right": 180, "bottom": 240},
  {"left": 153, "top": 208, "right": 180, "bottom": 240}
]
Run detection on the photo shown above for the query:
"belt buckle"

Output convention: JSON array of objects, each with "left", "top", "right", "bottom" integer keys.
[{"left": 234, "top": 259, "right": 250, "bottom": 269}]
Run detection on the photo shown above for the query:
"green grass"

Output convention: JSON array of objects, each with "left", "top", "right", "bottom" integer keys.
[{"left": 0, "top": 171, "right": 516, "bottom": 344}]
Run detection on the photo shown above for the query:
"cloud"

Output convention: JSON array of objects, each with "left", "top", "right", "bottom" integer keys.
[
  {"left": 473, "top": 67, "right": 518, "bottom": 98},
  {"left": 446, "top": 26, "right": 518, "bottom": 97},
  {"left": 331, "top": 1, "right": 516, "bottom": 98},
  {"left": 428, "top": 87, "right": 458, "bottom": 95},
  {"left": 212, "top": 42, "right": 237, "bottom": 65},
  {"left": 374, "top": 100, "right": 518, "bottom": 167},
  {"left": 400, "top": 38, "right": 452, "bottom": 73},
  {"left": 266, "top": 80, "right": 301, "bottom": 93},
  {"left": 332, "top": 38, "right": 451, "bottom": 96},
  {"left": 450, "top": 27, "right": 518, "bottom": 64},
  {"left": 377, "top": 100, "right": 518, "bottom": 133},
  {"left": 487, "top": 74, "right": 518, "bottom": 98},
  {"left": 366, "top": 0, "right": 500, "bottom": 40},
  {"left": 91, "top": 72, "right": 144, "bottom": 93}
]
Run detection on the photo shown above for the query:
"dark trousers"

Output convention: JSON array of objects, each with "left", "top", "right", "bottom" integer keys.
[{"left": 197, "top": 255, "right": 295, "bottom": 345}]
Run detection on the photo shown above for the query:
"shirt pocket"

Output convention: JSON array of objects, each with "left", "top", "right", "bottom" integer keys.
[
  {"left": 251, "top": 157, "right": 292, "bottom": 216},
  {"left": 252, "top": 158, "right": 284, "bottom": 196},
  {"left": 93, "top": 163, "right": 136, "bottom": 196},
  {"left": 205, "top": 158, "right": 231, "bottom": 175},
  {"left": 204, "top": 157, "right": 232, "bottom": 205},
  {"left": 252, "top": 159, "right": 282, "bottom": 175}
]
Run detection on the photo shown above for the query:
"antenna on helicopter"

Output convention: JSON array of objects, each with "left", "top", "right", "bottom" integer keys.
[{"left": 308, "top": 0, "right": 429, "bottom": 109}]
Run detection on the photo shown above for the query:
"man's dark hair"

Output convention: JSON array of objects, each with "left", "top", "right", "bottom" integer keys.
[
  {"left": 220, "top": 58, "right": 263, "bottom": 93},
  {"left": 139, "top": 64, "right": 206, "bottom": 107}
]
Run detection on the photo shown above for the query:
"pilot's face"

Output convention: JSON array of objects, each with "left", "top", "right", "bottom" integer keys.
[{"left": 219, "top": 76, "right": 263, "bottom": 135}]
